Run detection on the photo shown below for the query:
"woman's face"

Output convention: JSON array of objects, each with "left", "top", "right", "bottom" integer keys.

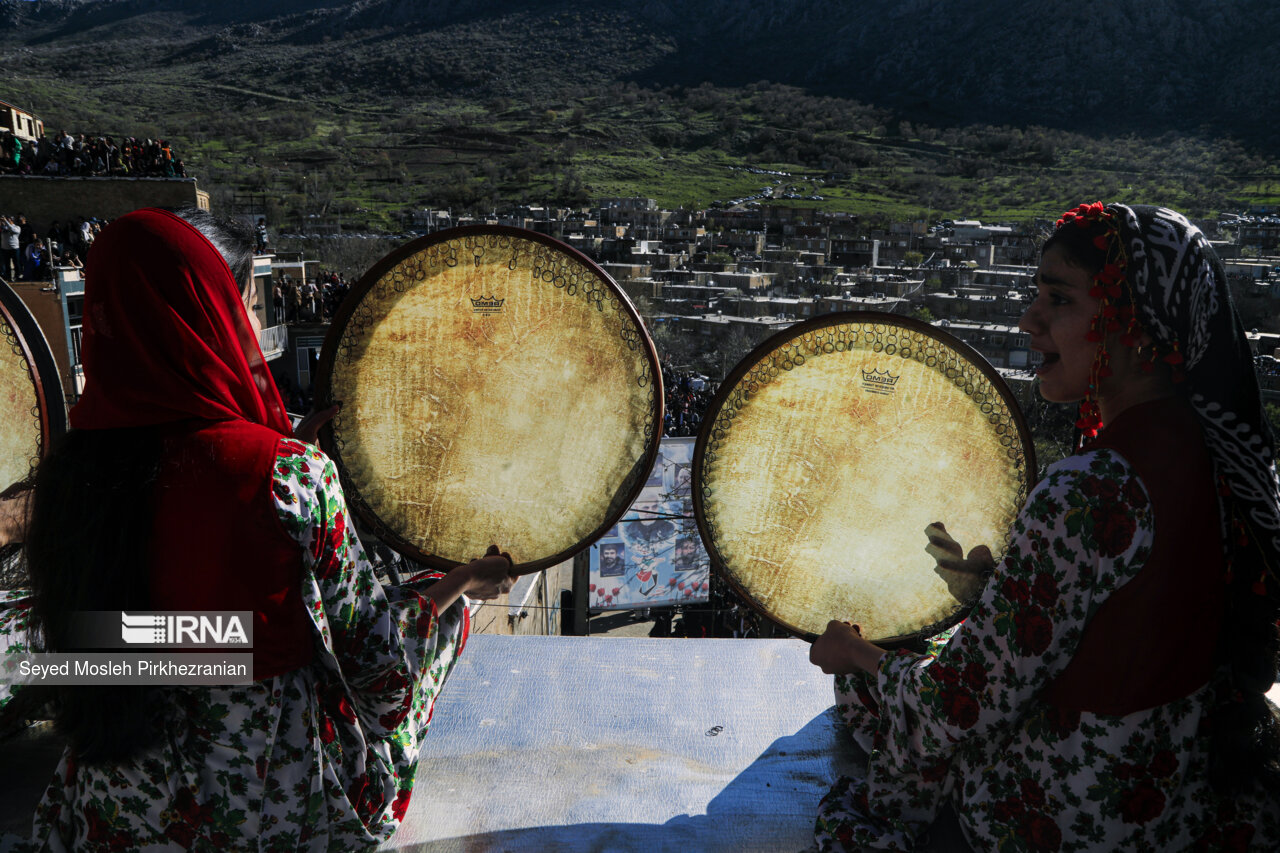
[
  {"left": 242, "top": 275, "right": 262, "bottom": 338},
  {"left": 1019, "top": 245, "right": 1100, "bottom": 403}
]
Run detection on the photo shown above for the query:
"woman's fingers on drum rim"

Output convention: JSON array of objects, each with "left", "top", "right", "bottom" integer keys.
[
  {"left": 925, "top": 522, "right": 962, "bottom": 553},
  {"left": 926, "top": 542, "right": 966, "bottom": 569},
  {"left": 935, "top": 557, "right": 984, "bottom": 575},
  {"left": 928, "top": 522, "right": 991, "bottom": 575},
  {"left": 482, "top": 544, "right": 516, "bottom": 570}
]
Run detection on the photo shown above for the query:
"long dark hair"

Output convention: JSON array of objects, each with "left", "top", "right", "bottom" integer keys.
[
  {"left": 25, "top": 427, "right": 164, "bottom": 761},
  {"left": 1043, "top": 219, "right": 1280, "bottom": 794},
  {"left": 24, "top": 208, "right": 256, "bottom": 762}
]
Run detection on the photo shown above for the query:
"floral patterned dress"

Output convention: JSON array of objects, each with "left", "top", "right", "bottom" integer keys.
[
  {"left": 815, "top": 450, "right": 1280, "bottom": 852},
  {"left": 0, "top": 439, "right": 469, "bottom": 852}
]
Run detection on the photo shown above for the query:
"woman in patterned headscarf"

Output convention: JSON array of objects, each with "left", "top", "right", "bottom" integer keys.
[{"left": 810, "top": 204, "right": 1280, "bottom": 851}]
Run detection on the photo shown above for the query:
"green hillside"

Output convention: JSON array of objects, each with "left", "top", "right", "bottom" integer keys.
[{"left": 2, "top": 0, "right": 1278, "bottom": 230}]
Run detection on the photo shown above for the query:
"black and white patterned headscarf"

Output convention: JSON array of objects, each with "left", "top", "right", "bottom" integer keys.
[{"left": 1112, "top": 203, "right": 1280, "bottom": 590}]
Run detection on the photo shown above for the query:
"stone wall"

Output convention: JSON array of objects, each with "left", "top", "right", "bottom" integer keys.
[{"left": 0, "top": 176, "right": 209, "bottom": 232}]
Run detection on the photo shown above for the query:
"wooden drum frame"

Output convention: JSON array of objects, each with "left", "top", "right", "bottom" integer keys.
[
  {"left": 692, "top": 312, "right": 1035, "bottom": 645},
  {"left": 315, "top": 226, "right": 664, "bottom": 575}
]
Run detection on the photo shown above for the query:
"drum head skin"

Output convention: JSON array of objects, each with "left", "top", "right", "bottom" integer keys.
[
  {"left": 317, "top": 226, "right": 662, "bottom": 574},
  {"left": 0, "top": 281, "right": 65, "bottom": 492},
  {"left": 693, "top": 313, "right": 1035, "bottom": 644}
]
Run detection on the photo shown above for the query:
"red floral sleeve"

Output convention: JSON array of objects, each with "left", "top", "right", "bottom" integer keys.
[
  {"left": 880, "top": 450, "right": 1152, "bottom": 750},
  {"left": 816, "top": 450, "right": 1154, "bottom": 848}
]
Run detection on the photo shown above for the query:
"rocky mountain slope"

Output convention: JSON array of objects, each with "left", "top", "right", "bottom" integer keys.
[{"left": 1, "top": 0, "right": 1275, "bottom": 143}]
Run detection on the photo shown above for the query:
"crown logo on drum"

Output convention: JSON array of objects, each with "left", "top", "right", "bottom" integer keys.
[
  {"left": 860, "top": 367, "right": 900, "bottom": 396},
  {"left": 470, "top": 295, "right": 505, "bottom": 314},
  {"left": 860, "top": 368, "right": 899, "bottom": 386}
]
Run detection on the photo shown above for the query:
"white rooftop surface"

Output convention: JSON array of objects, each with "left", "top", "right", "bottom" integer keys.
[
  {"left": 2, "top": 637, "right": 1278, "bottom": 850},
  {"left": 383, "top": 635, "right": 857, "bottom": 852}
]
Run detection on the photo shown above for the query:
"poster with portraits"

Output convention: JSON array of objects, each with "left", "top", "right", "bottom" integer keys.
[{"left": 587, "top": 436, "right": 711, "bottom": 610}]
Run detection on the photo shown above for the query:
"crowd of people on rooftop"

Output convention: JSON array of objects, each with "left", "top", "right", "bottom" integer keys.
[
  {"left": 0, "top": 212, "right": 107, "bottom": 281},
  {"left": 2, "top": 131, "right": 184, "bottom": 178},
  {"left": 272, "top": 270, "right": 352, "bottom": 325}
]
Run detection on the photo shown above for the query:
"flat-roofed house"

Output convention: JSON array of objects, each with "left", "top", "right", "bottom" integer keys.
[{"left": 0, "top": 101, "right": 43, "bottom": 142}]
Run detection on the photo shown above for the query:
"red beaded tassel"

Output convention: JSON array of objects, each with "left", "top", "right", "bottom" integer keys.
[{"left": 1056, "top": 202, "right": 1127, "bottom": 441}]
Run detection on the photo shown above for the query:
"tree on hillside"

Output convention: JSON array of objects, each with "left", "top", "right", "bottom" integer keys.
[
  {"left": 701, "top": 326, "right": 757, "bottom": 382},
  {"left": 650, "top": 322, "right": 699, "bottom": 370}
]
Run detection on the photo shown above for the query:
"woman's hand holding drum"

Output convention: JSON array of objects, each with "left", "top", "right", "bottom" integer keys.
[
  {"left": 424, "top": 544, "right": 518, "bottom": 610},
  {"left": 810, "top": 620, "right": 885, "bottom": 675}
]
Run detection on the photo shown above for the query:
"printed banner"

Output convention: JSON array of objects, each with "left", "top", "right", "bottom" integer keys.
[{"left": 588, "top": 436, "right": 711, "bottom": 610}]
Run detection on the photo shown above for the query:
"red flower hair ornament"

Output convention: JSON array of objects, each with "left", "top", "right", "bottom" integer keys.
[{"left": 1052, "top": 202, "right": 1183, "bottom": 440}]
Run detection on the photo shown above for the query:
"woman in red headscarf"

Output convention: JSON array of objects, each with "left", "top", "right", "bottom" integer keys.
[{"left": 3, "top": 208, "right": 515, "bottom": 850}]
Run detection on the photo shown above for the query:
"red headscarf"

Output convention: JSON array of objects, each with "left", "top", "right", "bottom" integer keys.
[
  {"left": 69, "top": 209, "right": 312, "bottom": 678},
  {"left": 70, "top": 208, "right": 290, "bottom": 434}
]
